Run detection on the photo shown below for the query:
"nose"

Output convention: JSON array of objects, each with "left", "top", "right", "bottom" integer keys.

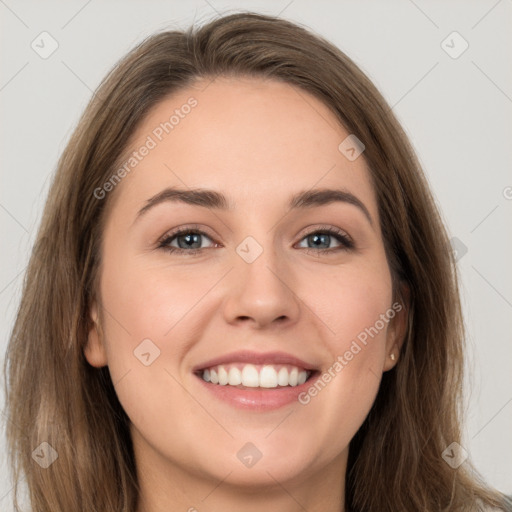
[{"left": 222, "top": 245, "right": 301, "bottom": 330}]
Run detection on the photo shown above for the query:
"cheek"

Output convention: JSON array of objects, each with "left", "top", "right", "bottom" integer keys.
[
  {"left": 97, "top": 251, "right": 226, "bottom": 417},
  {"left": 330, "top": 276, "right": 392, "bottom": 362},
  {"left": 291, "top": 258, "right": 392, "bottom": 439},
  {"left": 100, "top": 252, "right": 211, "bottom": 350},
  {"left": 298, "top": 252, "right": 393, "bottom": 357},
  {"left": 97, "top": 258, "right": 204, "bottom": 441}
]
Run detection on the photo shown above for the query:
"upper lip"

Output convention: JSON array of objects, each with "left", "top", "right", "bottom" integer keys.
[{"left": 192, "top": 350, "right": 319, "bottom": 372}]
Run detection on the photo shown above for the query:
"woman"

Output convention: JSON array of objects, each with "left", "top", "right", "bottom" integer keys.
[{"left": 3, "top": 11, "right": 510, "bottom": 512}]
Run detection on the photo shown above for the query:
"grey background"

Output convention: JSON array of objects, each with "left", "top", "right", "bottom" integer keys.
[{"left": 1, "top": 0, "right": 511, "bottom": 507}]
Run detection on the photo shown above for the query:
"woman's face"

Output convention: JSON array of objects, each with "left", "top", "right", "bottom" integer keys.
[{"left": 85, "top": 76, "right": 405, "bottom": 501}]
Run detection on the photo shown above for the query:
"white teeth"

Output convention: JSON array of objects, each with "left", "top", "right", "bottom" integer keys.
[
  {"left": 218, "top": 365, "right": 228, "bottom": 385},
  {"left": 260, "top": 365, "right": 278, "bottom": 388},
  {"left": 228, "top": 367, "right": 242, "bottom": 386},
  {"left": 241, "top": 364, "right": 260, "bottom": 387},
  {"left": 289, "top": 368, "right": 298, "bottom": 386},
  {"left": 277, "top": 367, "right": 289, "bottom": 386},
  {"left": 200, "top": 363, "right": 311, "bottom": 388}
]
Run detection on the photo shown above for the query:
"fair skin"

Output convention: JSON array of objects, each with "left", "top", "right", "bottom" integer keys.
[{"left": 85, "top": 76, "right": 407, "bottom": 512}]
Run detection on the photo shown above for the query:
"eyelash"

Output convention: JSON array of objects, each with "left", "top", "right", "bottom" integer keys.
[{"left": 157, "top": 224, "right": 354, "bottom": 257}]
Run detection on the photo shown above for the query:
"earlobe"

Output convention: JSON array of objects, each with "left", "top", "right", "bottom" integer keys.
[
  {"left": 84, "top": 300, "right": 108, "bottom": 368},
  {"left": 383, "top": 282, "right": 410, "bottom": 371}
]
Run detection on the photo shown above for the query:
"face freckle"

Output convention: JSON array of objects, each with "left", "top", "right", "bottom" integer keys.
[{"left": 84, "top": 76, "right": 405, "bottom": 503}]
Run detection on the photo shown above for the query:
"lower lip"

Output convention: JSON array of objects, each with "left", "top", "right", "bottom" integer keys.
[{"left": 194, "top": 372, "right": 320, "bottom": 411}]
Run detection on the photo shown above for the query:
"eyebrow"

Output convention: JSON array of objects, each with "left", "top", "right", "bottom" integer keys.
[{"left": 134, "top": 186, "right": 374, "bottom": 227}]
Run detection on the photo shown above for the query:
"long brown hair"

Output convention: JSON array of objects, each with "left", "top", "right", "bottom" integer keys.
[{"left": 3, "top": 11, "right": 509, "bottom": 512}]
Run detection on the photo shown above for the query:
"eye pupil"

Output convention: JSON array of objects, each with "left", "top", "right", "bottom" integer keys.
[
  {"left": 309, "top": 233, "right": 330, "bottom": 248},
  {"left": 178, "top": 233, "right": 201, "bottom": 249}
]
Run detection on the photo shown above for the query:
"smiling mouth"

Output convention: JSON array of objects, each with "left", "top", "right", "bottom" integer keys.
[{"left": 195, "top": 363, "right": 317, "bottom": 389}]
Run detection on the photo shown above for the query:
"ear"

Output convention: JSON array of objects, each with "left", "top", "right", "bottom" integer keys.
[
  {"left": 84, "top": 299, "right": 108, "bottom": 368},
  {"left": 383, "top": 282, "right": 410, "bottom": 372}
]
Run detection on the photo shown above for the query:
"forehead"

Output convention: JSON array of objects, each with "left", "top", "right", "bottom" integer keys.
[{"left": 107, "top": 76, "right": 377, "bottom": 220}]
